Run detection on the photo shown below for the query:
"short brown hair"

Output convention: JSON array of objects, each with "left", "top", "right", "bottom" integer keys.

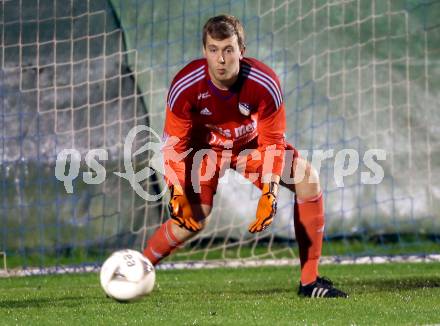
[{"left": 202, "top": 15, "right": 246, "bottom": 51}]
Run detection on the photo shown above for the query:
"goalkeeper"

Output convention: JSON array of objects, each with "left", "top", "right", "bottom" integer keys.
[{"left": 144, "top": 15, "right": 347, "bottom": 298}]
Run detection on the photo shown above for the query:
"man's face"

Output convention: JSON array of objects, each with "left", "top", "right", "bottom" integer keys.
[{"left": 203, "top": 34, "right": 244, "bottom": 90}]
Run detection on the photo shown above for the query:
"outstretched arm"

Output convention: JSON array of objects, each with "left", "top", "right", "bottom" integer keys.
[{"left": 163, "top": 104, "right": 201, "bottom": 232}]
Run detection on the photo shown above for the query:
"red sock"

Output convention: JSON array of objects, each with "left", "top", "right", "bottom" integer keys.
[
  {"left": 143, "top": 220, "right": 182, "bottom": 265},
  {"left": 294, "top": 192, "right": 325, "bottom": 285}
]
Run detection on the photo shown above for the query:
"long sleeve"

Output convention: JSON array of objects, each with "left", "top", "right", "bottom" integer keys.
[
  {"left": 257, "top": 96, "right": 286, "bottom": 182},
  {"left": 162, "top": 104, "right": 192, "bottom": 188}
]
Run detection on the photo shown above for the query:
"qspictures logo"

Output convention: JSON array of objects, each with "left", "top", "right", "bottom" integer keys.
[
  {"left": 55, "top": 125, "right": 166, "bottom": 201},
  {"left": 55, "top": 125, "right": 387, "bottom": 201}
]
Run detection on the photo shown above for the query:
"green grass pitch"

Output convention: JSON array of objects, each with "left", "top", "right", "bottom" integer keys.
[{"left": 1, "top": 262, "right": 439, "bottom": 325}]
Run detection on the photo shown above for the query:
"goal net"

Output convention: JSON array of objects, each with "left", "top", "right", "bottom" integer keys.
[{"left": 1, "top": 0, "right": 439, "bottom": 272}]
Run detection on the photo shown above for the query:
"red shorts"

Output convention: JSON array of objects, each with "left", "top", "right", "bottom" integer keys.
[{"left": 183, "top": 139, "right": 299, "bottom": 206}]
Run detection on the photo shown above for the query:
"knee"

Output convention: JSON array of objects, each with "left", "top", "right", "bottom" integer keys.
[
  {"left": 170, "top": 204, "right": 212, "bottom": 241},
  {"left": 296, "top": 162, "right": 321, "bottom": 199},
  {"left": 192, "top": 204, "right": 212, "bottom": 231},
  {"left": 307, "top": 165, "right": 321, "bottom": 192}
]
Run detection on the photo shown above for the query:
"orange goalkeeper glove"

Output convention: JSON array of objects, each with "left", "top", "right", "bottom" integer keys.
[
  {"left": 168, "top": 185, "right": 201, "bottom": 232},
  {"left": 248, "top": 182, "right": 278, "bottom": 233}
]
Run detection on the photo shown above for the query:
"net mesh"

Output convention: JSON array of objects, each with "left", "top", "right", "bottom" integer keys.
[{"left": 1, "top": 0, "right": 439, "bottom": 270}]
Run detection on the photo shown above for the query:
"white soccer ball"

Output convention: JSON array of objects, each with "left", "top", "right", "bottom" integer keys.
[{"left": 100, "top": 249, "right": 155, "bottom": 301}]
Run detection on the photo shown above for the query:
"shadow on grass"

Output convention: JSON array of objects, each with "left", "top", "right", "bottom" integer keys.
[
  {"left": 0, "top": 295, "right": 111, "bottom": 309},
  {"left": 234, "top": 277, "right": 440, "bottom": 297},
  {"left": 346, "top": 276, "right": 440, "bottom": 292},
  {"left": 237, "top": 287, "right": 293, "bottom": 296}
]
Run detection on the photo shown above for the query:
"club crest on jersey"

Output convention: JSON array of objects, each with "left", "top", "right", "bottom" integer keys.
[{"left": 238, "top": 102, "right": 251, "bottom": 116}]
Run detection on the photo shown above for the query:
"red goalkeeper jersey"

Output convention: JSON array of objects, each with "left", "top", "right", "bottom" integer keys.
[{"left": 163, "top": 57, "right": 286, "bottom": 187}]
